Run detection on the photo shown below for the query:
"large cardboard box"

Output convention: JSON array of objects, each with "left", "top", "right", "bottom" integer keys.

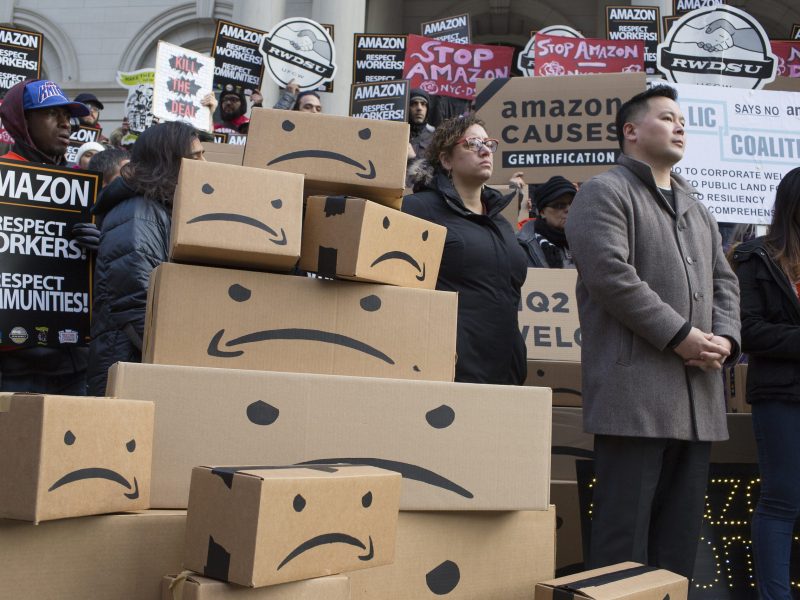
[
  {"left": 348, "top": 508, "right": 556, "bottom": 599},
  {"left": 519, "top": 268, "right": 582, "bottom": 362},
  {"left": 0, "top": 510, "right": 185, "bottom": 599},
  {"left": 143, "top": 262, "right": 457, "bottom": 381},
  {"left": 170, "top": 159, "right": 304, "bottom": 271},
  {"left": 161, "top": 574, "right": 350, "bottom": 600},
  {"left": 299, "top": 195, "right": 446, "bottom": 289},
  {"left": 525, "top": 359, "right": 582, "bottom": 407},
  {"left": 0, "top": 393, "right": 153, "bottom": 523},
  {"left": 202, "top": 142, "right": 244, "bottom": 165},
  {"left": 107, "top": 362, "right": 553, "bottom": 511},
  {"left": 243, "top": 108, "right": 409, "bottom": 206},
  {"left": 184, "top": 465, "right": 400, "bottom": 587},
  {"left": 535, "top": 562, "right": 688, "bottom": 600},
  {"left": 725, "top": 363, "right": 750, "bottom": 414}
]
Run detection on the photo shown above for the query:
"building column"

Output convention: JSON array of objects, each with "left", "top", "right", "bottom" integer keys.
[
  {"left": 312, "top": 0, "right": 366, "bottom": 116},
  {"left": 233, "top": 0, "right": 288, "bottom": 108},
  {"left": 366, "top": 0, "right": 403, "bottom": 34}
]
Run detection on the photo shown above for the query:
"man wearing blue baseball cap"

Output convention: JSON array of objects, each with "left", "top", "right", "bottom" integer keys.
[{"left": 0, "top": 79, "right": 99, "bottom": 395}]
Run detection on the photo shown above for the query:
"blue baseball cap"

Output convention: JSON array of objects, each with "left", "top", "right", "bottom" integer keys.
[{"left": 22, "top": 80, "right": 90, "bottom": 117}]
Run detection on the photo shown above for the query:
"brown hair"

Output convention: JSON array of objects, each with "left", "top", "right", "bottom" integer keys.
[
  {"left": 426, "top": 114, "right": 485, "bottom": 171},
  {"left": 765, "top": 166, "right": 800, "bottom": 283}
]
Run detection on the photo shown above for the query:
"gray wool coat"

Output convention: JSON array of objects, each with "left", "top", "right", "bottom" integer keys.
[{"left": 565, "top": 155, "right": 741, "bottom": 441}]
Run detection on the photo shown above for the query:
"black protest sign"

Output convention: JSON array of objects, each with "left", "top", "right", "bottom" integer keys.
[
  {"left": 353, "top": 34, "right": 407, "bottom": 83},
  {"left": 792, "top": 24, "right": 800, "bottom": 40},
  {"left": 228, "top": 133, "right": 247, "bottom": 146},
  {"left": 0, "top": 26, "right": 42, "bottom": 93},
  {"left": 672, "top": 0, "right": 725, "bottom": 17},
  {"left": 0, "top": 160, "right": 99, "bottom": 349},
  {"left": 606, "top": 5, "right": 660, "bottom": 74},
  {"left": 66, "top": 125, "right": 102, "bottom": 164},
  {"left": 349, "top": 80, "right": 409, "bottom": 122},
  {"left": 212, "top": 19, "right": 266, "bottom": 93},
  {"left": 212, "top": 131, "right": 229, "bottom": 144},
  {"left": 420, "top": 13, "right": 471, "bottom": 44},
  {"left": 663, "top": 16, "right": 681, "bottom": 35}
]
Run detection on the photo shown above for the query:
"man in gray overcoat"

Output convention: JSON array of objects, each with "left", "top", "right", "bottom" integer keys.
[{"left": 565, "top": 85, "right": 741, "bottom": 579}]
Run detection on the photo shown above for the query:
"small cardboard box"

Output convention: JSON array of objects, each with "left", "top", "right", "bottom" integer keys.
[
  {"left": 161, "top": 573, "right": 350, "bottom": 600},
  {"left": 299, "top": 195, "right": 446, "bottom": 288},
  {"left": 0, "top": 393, "right": 154, "bottom": 523},
  {"left": 725, "top": 363, "right": 750, "bottom": 414},
  {"left": 143, "top": 262, "right": 457, "bottom": 381},
  {"left": 348, "top": 508, "right": 556, "bottom": 599},
  {"left": 107, "top": 362, "right": 553, "bottom": 510},
  {"left": 551, "top": 481, "right": 584, "bottom": 572},
  {"left": 519, "top": 268, "right": 582, "bottom": 362},
  {"left": 202, "top": 142, "right": 244, "bottom": 165},
  {"left": 0, "top": 510, "right": 185, "bottom": 599},
  {"left": 525, "top": 359, "right": 582, "bottom": 407},
  {"left": 184, "top": 465, "right": 401, "bottom": 588},
  {"left": 170, "top": 159, "right": 304, "bottom": 271},
  {"left": 243, "top": 108, "right": 409, "bottom": 206},
  {"left": 535, "top": 562, "right": 688, "bottom": 600}
]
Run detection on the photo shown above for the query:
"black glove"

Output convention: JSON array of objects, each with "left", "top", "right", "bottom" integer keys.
[{"left": 71, "top": 222, "right": 101, "bottom": 252}]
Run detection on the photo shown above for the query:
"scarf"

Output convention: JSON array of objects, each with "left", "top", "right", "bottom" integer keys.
[{"left": 534, "top": 218, "right": 568, "bottom": 269}]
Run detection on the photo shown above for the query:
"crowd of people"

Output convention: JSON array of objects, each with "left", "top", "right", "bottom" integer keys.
[{"left": 0, "top": 75, "right": 798, "bottom": 598}]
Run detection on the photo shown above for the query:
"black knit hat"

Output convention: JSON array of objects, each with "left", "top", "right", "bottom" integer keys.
[
  {"left": 534, "top": 176, "right": 577, "bottom": 212},
  {"left": 410, "top": 88, "right": 430, "bottom": 104},
  {"left": 218, "top": 84, "right": 247, "bottom": 119}
]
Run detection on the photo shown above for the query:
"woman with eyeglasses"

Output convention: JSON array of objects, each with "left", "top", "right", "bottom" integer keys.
[
  {"left": 517, "top": 175, "right": 578, "bottom": 269},
  {"left": 404, "top": 115, "right": 527, "bottom": 385}
]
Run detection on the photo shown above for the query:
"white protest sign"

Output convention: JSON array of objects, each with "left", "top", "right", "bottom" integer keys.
[
  {"left": 670, "top": 82, "right": 800, "bottom": 224},
  {"left": 153, "top": 41, "right": 214, "bottom": 131},
  {"left": 259, "top": 17, "right": 337, "bottom": 92},
  {"left": 117, "top": 69, "right": 155, "bottom": 134}
]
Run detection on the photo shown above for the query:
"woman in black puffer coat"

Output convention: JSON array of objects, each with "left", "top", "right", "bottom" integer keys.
[
  {"left": 732, "top": 166, "right": 800, "bottom": 600},
  {"left": 87, "top": 122, "right": 205, "bottom": 395}
]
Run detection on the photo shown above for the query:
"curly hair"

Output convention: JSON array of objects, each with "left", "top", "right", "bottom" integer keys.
[{"left": 425, "top": 114, "right": 486, "bottom": 171}]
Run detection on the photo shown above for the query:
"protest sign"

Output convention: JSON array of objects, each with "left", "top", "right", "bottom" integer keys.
[
  {"left": 349, "top": 79, "right": 409, "bottom": 122},
  {"left": 211, "top": 19, "right": 266, "bottom": 93},
  {"left": 475, "top": 72, "right": 646, "bottom": 184},
  {"left": 518, "top": 268, "right": 581, "bottom": 362},
  {"left": 318, "top": 24, "right": 335, "bottom": 93},
  {"left": 793, "top": 25, "right": 800, "bottom": 40},
  {"left": 517, "top": 25, "right": 584, "bottom": 77},
  {"left": 0, "top": 26, "right": 42, "bottom": 93},
  {"left": 0, "top": 159, "right": 99, "bottom": 348},
  {"left": 657, "top": 5, "right": 777, "bottom": 89},
  {"left": 606, "top": 5, "right": 660, "bottom": 74},
  {"left": 353, "top": 34, "right": 406, "bottom": 83},
  {"left": 771, "top": 41, "right": 800, "bottom": 78},
  {"left": 663, "top": 16, "right": 681, "bottom": 36},
  {"left": 212, "top": 131, "right": 228, "bottom": 144},
  {"left": 66, "top": 125, "right": 102, "bottom": 164},
  {"left": 259, "top": 17, "right": 336, "bottom": 92},
  {"left": 673, "top": 0, "right": 726, "bottom": 17},
  {"left": 420, "top": 13, "right": 470, "bottom": 44},
  {"left": 403, "top": 34, "right": 513, "bottom": 100},
  {"left": 117, "top": 69, "right": 155, "bottom": 134},
  {"left": 153, "top": 41, "right": 214, "bottom": 132},
  {"left": 533, "top": 33, "right": 645, "bottom": 76},
  {"left": 228, "top": 133, "right": 247, "bottom": 146},
  {"left": 665, "top": 82, "right": 800, "bottom": 225}
]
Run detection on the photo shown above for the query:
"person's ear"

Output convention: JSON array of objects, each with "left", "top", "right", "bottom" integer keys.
[
  {"left": 439, "top": 151, "right": 452, "bottom": 172},
  {"left": 623, "top": 122, "right": 637, "bottom": 146}
]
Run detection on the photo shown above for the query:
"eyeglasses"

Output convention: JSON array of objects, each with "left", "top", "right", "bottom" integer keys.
[
  {"left": 455, "top": 136, "right": 499, "bottom": 153},
  {"left": 547, "top": 201, "right": 572, "bottom": 211}
]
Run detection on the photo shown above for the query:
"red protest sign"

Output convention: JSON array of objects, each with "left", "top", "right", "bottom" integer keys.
[
  {"left": 402, "top": 34, "right": 513, "bottom": 100},
  {"left": 533, "top": 33, "right": 645, "bottom": 76},
  {"left": 771, "top": 41, "right": 800, "bottom": 78}
]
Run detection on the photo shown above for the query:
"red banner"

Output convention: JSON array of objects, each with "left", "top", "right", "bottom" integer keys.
[
  {"left": 402, "top": 34, "right": 513, "bottom": 100},
  {"left": 771, "top": 41, "right": 800, "bottom": 78},
  {"left": 533, "top": 34, "right": 644, "bottom": 76}
]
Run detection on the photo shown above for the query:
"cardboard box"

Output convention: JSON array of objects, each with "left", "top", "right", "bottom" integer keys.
[
  {"left": 299, "top": 195, "right": 446, "bottom": 288},
  {"left": 725, "top": 363, "right": 750, "bottom": 414},
  {"left": 0, "top": 393, "right": 153, "bottom": 523},
  {"left": 519, "top": 268, "right": 582, "bottom": 362},
  {"left": 107, "top": 362, "right": 553, "bottom": 510},
  {"left": 184, "top": 465, "right": 400, "bottom": 587},
  {"left": 170, "top": 159, "right": 304, "bottom": 271},
  {"left": 535, "top": 562, "right": 688, "bottom": 600},
  {"left": 525, "top": 360, "right": 582, "bottom": 407},
  {"left": 243, "top": 108, "right": 409, "bottom": 206},
  {"left": 551, "top": 481, "right": 584, "bottom": 573},
  {"left": 202, "top": 142, "right": 244, "bottom": 165},
  {"left": 0, "top": 510, "right": 185, "bottom": 599},
  {"left": 143, "top": 262, "right": 457, "bottom": 381},
  {"left": 161, "top": 574, "right": 350, "bottom": 600},
  {"left": 348, "top": 508, "right": 556, "bottom": 599}
]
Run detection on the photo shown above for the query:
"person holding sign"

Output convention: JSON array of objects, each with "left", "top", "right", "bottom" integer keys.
[
  {"left": 732, "top": 167, "right": 800, "bottom": 600},
  {"left": 87, "top": 122, "right": 205, "bottom": 396},
  {"left": 565, "top": 85, "right": 741, "bottom": 579},
  {"left": 403, "top": 115, "right": 527, "bottom": 385}
]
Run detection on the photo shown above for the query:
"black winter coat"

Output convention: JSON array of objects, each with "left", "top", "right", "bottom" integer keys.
[
  {"left": 87, "top": 177, "right": 171, "bottom": 395},
  {"left": 733, "top": 237, "right": 800, "bottom": 403},
  {"left": 403, "top": 169, "right": 528, "bottom": 385}
]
